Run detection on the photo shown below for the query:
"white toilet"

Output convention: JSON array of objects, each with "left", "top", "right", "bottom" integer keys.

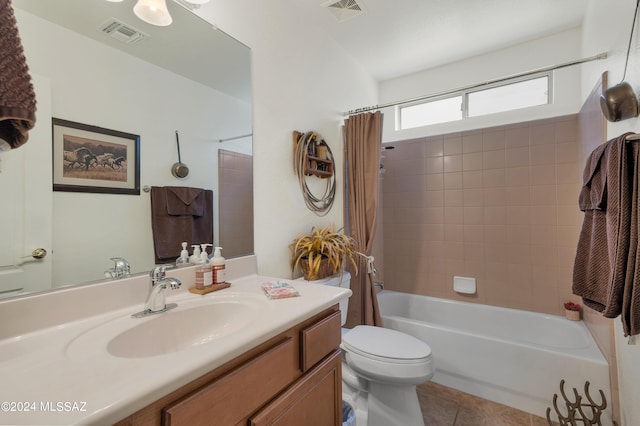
[{"left": 307, "top": 272, "right": 434, "bottom": 426}]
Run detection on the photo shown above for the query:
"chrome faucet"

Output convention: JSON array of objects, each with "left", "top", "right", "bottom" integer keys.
[
  {"left": 105, "top": 257, "right": 131, "bottom": 279},
  {"left": 132, "top": 265, "right": 182, "bottom": 318}
]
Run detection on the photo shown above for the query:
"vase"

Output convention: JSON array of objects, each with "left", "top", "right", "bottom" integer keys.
[
  {"left": 300, "top": 256, "right": 336, "bottom": 281},
  {"left": 565, "top": 309, "right": 580, "bottom": 321}
]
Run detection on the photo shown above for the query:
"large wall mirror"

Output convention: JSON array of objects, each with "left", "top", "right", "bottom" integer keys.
[{"left": 0, "top": 0, "right": 252, "bottom": 298}]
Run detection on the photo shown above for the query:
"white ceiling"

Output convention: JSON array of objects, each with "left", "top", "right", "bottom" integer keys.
[
  {"left": 13, "top": 0, "right": 252, "bottom": 102},
  {"left": 293, "top": 0, "right": 588, "bottom": 81},
  {"left": 14, "top": 0, "right": 588, "bottom": 98}
]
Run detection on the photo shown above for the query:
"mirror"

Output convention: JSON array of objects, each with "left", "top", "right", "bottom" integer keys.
[{"left": 1, "top": 0, "right": 252, "bottom": 297}]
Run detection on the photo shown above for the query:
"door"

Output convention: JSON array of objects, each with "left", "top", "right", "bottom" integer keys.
[{"left": 0, "top": 74, "right": 53, "bottom": 297}]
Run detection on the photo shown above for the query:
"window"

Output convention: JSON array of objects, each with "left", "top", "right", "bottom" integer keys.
[
  {"left": 467, "top": 75, "right": 549, "bottom": 117},
  {"left": 399, "top": 95, "right": 462, "bottom": 130},
  {"left": 397, "top": 73, "right": 551, "bottom": 130}
]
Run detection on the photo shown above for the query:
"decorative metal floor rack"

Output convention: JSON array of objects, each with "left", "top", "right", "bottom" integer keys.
[{"left": 546, "top": 380, "right": 608, "bottom": 426}]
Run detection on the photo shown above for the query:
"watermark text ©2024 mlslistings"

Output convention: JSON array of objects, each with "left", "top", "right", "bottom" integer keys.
[{"left": 1, "top": 401, "right": 87, "bottom": 413}]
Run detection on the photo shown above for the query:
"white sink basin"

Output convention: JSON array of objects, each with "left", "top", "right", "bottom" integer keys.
[
  {"left": 109, "top": 300, "right": 259, "bottom": 358},
  {"left": 65, "top": 293, "right": 266, "bottom": 359}
]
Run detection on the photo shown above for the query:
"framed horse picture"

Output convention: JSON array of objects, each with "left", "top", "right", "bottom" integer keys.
[{"left": 52, "top": 118, "right": 140, "bottom": 195}]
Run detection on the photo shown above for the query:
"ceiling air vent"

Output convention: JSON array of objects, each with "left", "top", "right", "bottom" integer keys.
[
  {"left": 321, "top": 0, "right": 367, "bottom": 23},
  {"left": 99, "top": 18, "right": 149, "bottom": 45}
]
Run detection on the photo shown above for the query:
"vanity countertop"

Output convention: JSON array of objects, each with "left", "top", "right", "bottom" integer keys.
[{"left": 0, "top": 274, "right": 350, "bottom": 425}]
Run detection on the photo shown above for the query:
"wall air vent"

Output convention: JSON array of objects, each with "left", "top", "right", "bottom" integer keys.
[
  {"left": 321, "top": 0, "right": 367, "bottom": 23},
  {"left": 99, "top": 18, "right": 149, "bottom": 45}
]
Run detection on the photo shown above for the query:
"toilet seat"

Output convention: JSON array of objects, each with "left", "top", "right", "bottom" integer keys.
[
  {"left": 342, "top": 325, "right": 432, "bottom": 363},
  {"left": 341, "top": 326, "right": 434, "bottom": 385}
]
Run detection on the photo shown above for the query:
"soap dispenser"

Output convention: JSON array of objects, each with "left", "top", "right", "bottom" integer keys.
[
  {"left": 195, "top": 244, "right": 213, "bottom": 289},
  {"left": 176, "top": 242, "right": 190, "bottom": 267},
  {"left": 212, "top": 246, "right": 226, "bottom": 285},
  {"left": 189, "top": 244, "right": 202, "bottom": 265}
]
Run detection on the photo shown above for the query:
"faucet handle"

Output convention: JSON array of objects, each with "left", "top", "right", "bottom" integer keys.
[
  {"left": 150, "top": 264, "right": 173, "bottom": 281},
  {"left": 110, "top": 257, "right": 131, "bottom": 278},
  {"left": 149, "top": 264, "right": 171, "bottom": 282}
]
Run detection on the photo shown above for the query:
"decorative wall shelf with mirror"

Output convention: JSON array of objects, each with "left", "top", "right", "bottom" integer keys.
[{"left": 0, "top": 0, "right": 253, "bottom": 299}]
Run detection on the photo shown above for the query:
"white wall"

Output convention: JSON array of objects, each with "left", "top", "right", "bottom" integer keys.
[
  {"left": 380, "top": 28, "right": 583, "bottom": 143},
  {"left": 196, "top": 0, "right": 378, "bottom": 279},
  {"left": 580, "top": 1, "right": 640, "bottom": 424},
  {"left": 15, "top": 9, "right": 251, "bottom": 286}
]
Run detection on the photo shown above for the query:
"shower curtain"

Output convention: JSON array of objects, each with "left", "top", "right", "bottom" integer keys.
[{"left": 344, "top": 111, "right": 383, "bottom": 327}]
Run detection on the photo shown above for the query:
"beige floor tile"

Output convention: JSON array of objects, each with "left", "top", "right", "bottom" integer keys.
[
  {"left": 417, "top": 383, "right": 458, "bottom": 425},
  {"left": 418, "top": 382, "right": 549, "bottom": 426}
]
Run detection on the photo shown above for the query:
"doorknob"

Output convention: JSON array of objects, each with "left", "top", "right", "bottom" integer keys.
[
  {"left": 17, "top": 248, "right": 48, "bottom": 265},
  {"left": 31, "top": 248, "right": 47, "bottom": 259},
  {"left": 26, "top": 248, "right": 47, "bottom": 260}
]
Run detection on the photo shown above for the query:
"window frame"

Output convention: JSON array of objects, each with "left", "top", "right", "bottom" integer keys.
[
  {"left": 396, "top": 71, "right": 553, "bottom": 130},
  {"left": 464, "top": 72, "right": 552, "bottom": 118}
]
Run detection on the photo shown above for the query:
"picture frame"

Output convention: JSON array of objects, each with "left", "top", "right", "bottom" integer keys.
[{"left": 52, "top": 118, "right": 140, "bottom": 195}]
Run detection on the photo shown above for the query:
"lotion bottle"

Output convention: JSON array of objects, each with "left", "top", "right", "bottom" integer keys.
[
  {"left": 212, "top": 246, "right": 226, "bottom": 285},
  {"left": 189, "top": 244, "right": 202, "bottom": 265},
  {"left": 175, "top": 242, "right": 190, "bottom": 267},
  {"left": 195, "top": 244, "right": 212, "bottom": 289}
]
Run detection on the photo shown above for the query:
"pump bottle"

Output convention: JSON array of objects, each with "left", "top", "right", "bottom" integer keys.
[
  {"left": 212, "top": 247, "right": 226, "bottom": 285},
  {"left": 189, "top": 244, "right": 202, "bottom": 265},
  {"left": 176, "top": 242, "right": 190, "bottom": 267},
  {"left": 195, "top": 244, "right": 212, "bottom": 289}
]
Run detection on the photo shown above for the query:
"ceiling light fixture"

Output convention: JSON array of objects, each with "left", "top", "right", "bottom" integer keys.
[
  {"left": 133, "top": 0, "right": 172, "bottom": 26},
  {"left": 104, "top": 0, "right": 211, "bottom": 27}
]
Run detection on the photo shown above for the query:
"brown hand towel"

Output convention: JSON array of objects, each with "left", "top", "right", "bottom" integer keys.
[
  {"left": 0, "top": 0, "right": 37, "bottom": 149},
  {"left": 578, "top": 142, "right": 608, "bottom": 211},
  {"left": 573, "top": 134, "right": 631, "bottom": 318},
  {"left": 150, "top": 186, "right": 213, "bottom": 264},
  {"left": 165, "top": 186, "right": 205, "bottom": 216},
  {"left": 573, "top": 132, "right": 640, "bottom": 336},
  {"left": 622, "top": 141, "right": 640, "bottom": 336}
]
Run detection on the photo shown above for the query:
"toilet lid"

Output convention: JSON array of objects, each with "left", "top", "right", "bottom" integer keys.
[{"left": 342, "top": 325, "right": 431, "bottom": 361}]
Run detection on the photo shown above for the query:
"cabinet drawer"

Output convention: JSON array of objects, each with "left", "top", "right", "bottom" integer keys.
[
  {"left": 300, "top": 310, "right": 341, "bottom": 372},
  {"left": 163, "top": 337, "right": 298, "bottom": 426}
]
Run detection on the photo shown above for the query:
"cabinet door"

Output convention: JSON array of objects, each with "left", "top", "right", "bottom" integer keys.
[{"left": 249, "top": 349, "right": 342, "bottom": 426}]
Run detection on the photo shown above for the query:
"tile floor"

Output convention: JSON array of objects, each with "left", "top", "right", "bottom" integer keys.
[{"left": 417, "top": 382, "right": 551, "bottom": 426}]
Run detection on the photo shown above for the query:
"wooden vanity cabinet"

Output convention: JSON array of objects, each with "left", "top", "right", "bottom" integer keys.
[{"left": 115, "top": 306, "right": 342, "bottom": 426}]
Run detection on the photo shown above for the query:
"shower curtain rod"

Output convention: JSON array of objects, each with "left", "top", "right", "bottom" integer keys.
[
  {"left": 217, "top": 133, "right": 253, "bottom": 143},
  {"left": 344, "top": 53, "right": 608, "bottom": 116}
]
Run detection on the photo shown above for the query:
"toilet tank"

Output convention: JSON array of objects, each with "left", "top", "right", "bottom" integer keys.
[{"left": 299, "top": 272, "right": 351, "bottom": 325}]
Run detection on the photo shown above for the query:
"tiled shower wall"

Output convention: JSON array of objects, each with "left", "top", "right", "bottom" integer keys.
[{"left": 381, "top": 115, "right": 582, "bottom": 315}]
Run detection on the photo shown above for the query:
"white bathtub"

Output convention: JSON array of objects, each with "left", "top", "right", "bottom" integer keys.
[{"left": 377, "top": 290, "right": 612, "bottom": 421}]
